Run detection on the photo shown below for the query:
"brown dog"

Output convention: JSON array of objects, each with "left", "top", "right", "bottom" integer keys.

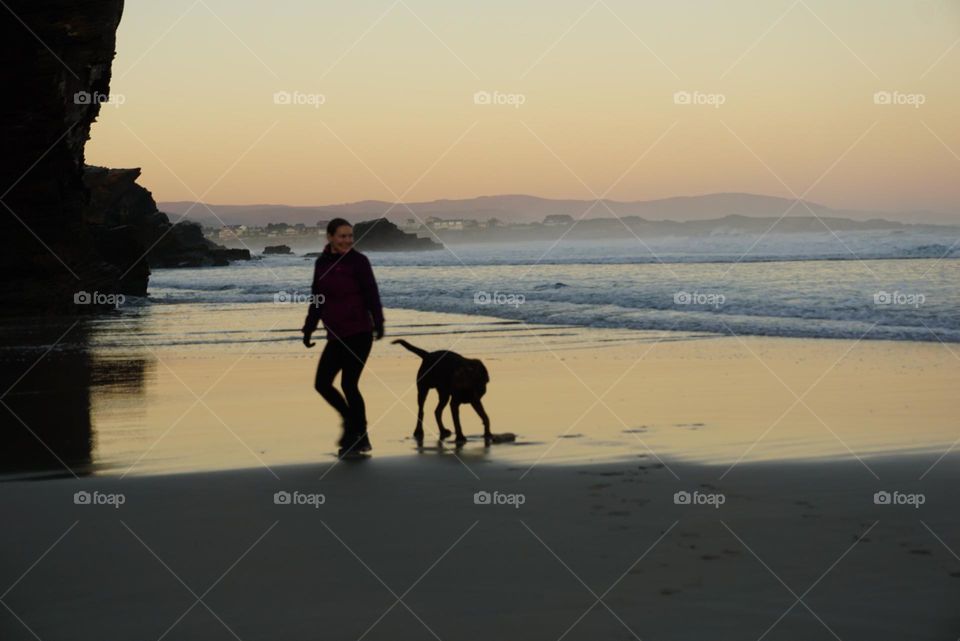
[{"left": 392, "top": 339, "right": 491, "bottom": 444}]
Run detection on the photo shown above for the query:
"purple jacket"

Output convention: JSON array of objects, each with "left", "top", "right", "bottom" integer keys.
[{"left": 302, "top": 244, "right": 384, "bottom": 339}]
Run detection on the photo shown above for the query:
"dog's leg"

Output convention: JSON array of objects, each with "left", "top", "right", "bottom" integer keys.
[
  {"left": 434, "top": 391, "right": 452, "bottom": 440},
  {"left": 414, "top": 384, "right": 428, "bottom": 443},
  {"left": 451, "top": 401, "right": 467, "bottom": 444},
  {"left": 471, "top": 400, "right": 492, "bottom": 444}
]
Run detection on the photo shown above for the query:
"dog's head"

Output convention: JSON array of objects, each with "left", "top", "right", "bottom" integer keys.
[{"left": 452, "top": 358, "right": 489, "bottom": 399}]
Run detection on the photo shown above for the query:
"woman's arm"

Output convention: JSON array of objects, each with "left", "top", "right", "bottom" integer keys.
[
  {"left": 302, "top": 259, "right": 324, "bottom": 336},
  {"left": 357, "top": 254, "right": 384, "bottom": 335}
]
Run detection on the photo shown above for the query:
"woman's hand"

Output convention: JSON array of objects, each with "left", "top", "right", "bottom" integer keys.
[{"left": 303, "top": 330, "right": 316, "bottom": 348}]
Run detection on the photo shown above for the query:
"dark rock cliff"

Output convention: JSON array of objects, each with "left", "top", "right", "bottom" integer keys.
[
  {"left": 0, "top": 0, "right": 247, "bottom": 315},
  {"left": 0, "top": 0, "right": 127, "bottom": 313}
]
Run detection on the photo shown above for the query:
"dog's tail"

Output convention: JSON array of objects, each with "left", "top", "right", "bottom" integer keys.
[{"left": 391, "top": 339, "right": 430, "bottom": 359}]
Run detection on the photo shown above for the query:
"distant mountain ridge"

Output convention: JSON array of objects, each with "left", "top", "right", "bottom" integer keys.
[{"left": 160, "top": 193, "right": 958, "bottom": 228}]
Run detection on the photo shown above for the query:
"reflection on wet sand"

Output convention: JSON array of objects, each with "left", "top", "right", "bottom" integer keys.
[{"left": 0, "top": 315, "right": 151, "bottom": 477}]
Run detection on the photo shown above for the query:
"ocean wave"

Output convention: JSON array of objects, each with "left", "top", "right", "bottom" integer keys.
[{"left": 145, "top": 237, "right": 960, "bottom": 342}]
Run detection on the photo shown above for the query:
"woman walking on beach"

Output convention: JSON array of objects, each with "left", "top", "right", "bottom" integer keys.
[{"left": 302, "top": 218, "right": 385, "bottom": 458}]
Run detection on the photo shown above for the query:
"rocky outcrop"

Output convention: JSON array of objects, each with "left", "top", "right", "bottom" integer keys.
[
  {"left": 353, "top": 218, "right": 441, "bottom": 251},
  {"left": 146, "top": 224, "right": 251, "bottom": 269},
  {"left": 263, "top": 244, "right": 293, "bottom": 255},
  {"left": 84, "top": 166, "right": 250, "bottom": 286}
]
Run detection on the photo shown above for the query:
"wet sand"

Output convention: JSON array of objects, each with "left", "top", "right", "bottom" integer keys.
[{"left": 64, "top": 305, "right": 960, "bottom": 476}]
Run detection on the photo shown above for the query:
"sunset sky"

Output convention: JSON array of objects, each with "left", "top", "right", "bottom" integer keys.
[{"left": 86, "top": 0, "right": 960, "bottom": 213}]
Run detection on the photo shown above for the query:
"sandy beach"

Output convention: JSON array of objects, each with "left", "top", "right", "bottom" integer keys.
[
  {"left": 2, "top": 454, "right": 958, "bottom": 640},
  {"left": 2, "top": 306, "right": 959, "bottom": 639},
  {"left": 6, "top": 0, "right": 960, "bottom": 637}
]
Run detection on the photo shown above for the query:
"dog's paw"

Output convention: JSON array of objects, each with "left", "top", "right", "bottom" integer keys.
[
  {"left": 454, "top": 435, "right": 468, "bottom": 445},
  {"left": 439, "top": 428, "right": 453, "bottom": 440}
]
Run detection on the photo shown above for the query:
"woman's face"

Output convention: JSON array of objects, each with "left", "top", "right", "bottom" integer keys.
[{"left": 328, "top": 225, "right": 354, "bottom": 254}]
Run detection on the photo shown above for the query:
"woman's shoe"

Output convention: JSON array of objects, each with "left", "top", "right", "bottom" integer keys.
[
  {"left": 338, "top": 446, "right": 366, "bottom": 459},
  {"left": 356, "top": 433, "right": 372, "bottom": 452},
  {"left": 346, "top": 418, "right": 372, "bottom": 452}
]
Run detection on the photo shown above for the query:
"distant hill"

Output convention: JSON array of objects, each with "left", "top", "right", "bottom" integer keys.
[{"left": 159, "top": 193, "right": 959, "bottom": 228}]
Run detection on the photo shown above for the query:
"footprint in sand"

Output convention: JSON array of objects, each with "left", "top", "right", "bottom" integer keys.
[
  {"left": 950, "top": 571, "right": 960, "bottom": 578},
  {"left": 700, "top": 554, "right": 721, "bottom": 561},
  {"left": 660, "top": 588, "right": 679, "bottom": 596},
  {"left": 909, "top": 549, "right": 932, "bottom": 555}
]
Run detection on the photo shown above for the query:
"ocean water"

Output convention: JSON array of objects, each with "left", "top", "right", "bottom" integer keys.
[{"left": 143, "top": 234, "right": 960, "bottom": 343}]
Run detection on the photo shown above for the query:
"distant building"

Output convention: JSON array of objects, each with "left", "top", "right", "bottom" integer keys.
[
  {"left": 428, "top": 218, "right": 467, "bottom": 231},
  {"left": 400, "top": 217, "right": 422, "bottom": 232},
  {"left": 218, "top": 224, "right": 247, "bottom": 240}
]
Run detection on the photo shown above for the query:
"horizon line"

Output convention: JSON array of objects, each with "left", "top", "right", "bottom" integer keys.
[{"left": 153, "top": 190, "right": 955, "bottom": 216}]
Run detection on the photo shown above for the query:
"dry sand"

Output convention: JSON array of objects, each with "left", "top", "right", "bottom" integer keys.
[{"left": 2, "top": 454, "right": 958, "bottom": 640}]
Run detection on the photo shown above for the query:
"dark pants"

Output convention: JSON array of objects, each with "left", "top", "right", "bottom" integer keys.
[{"left": 314, "top": 331, "right": 373, "bottom": 448}]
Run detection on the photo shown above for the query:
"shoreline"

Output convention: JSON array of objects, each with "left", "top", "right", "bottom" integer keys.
[{"left": 141, "top": 253, "right": 960, "bottom": 344}]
